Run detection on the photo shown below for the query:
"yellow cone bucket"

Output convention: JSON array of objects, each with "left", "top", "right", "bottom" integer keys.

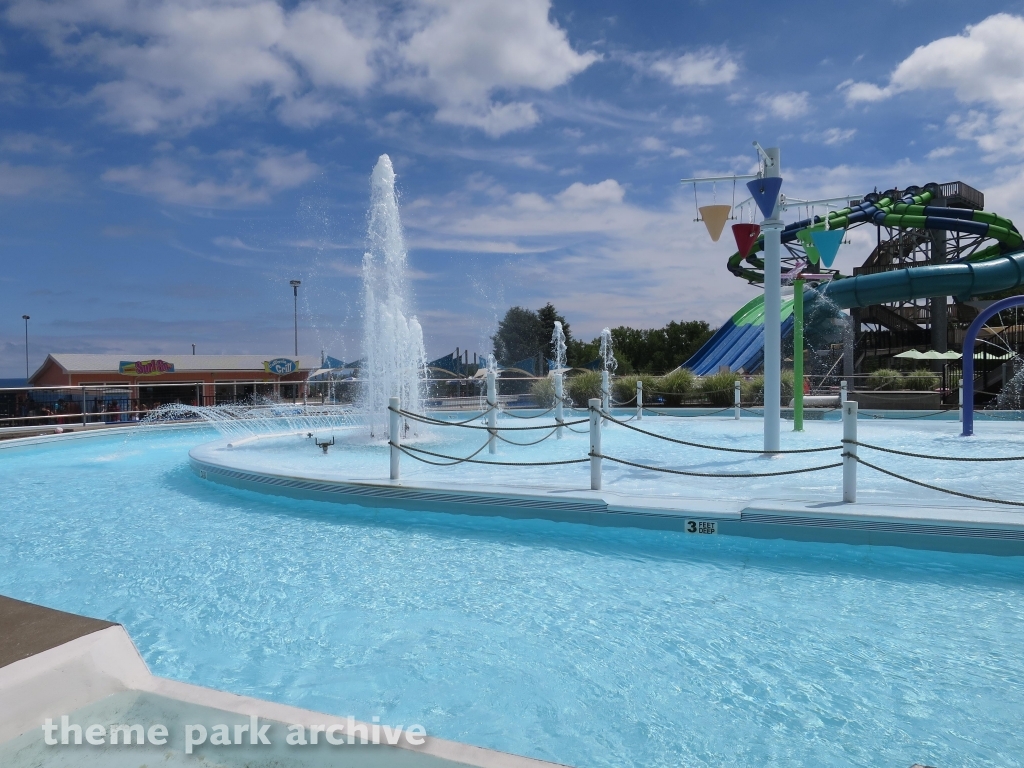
[{"left": 699, "top": 204, "right": 732, "bottom": 242}]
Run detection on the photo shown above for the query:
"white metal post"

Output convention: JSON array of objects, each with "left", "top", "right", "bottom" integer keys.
[
  {"left": 959, "top": 382, "right": 964, "bottom": 422},
  {"left": 762, "top": 147, "right": 782, "bottom": 454},
  {"left": 554, "top": 373, "right": 564, "bottom": 439},
  {"left": 389, "top": 396, "right": 400, "bottom": 481},
  {"left": 589, "top": 398, "right": 602, "bottom": 491},
  {"left": 734, "top": 380, "right": 741, "bottom": 420},
  {"left": 840, "top": 380, "right": 848, "bottom": 403},
  {"left": 842, "top": 400, "right": 858, "bottom": 503},
  {"left": 487, "top": 369, "right": 497, "bottom": 454},
  {"left": 636, "top": 379, "right": 643, "bottom": 421}
]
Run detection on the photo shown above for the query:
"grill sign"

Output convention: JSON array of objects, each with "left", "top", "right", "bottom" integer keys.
[
  {"left": 119, "top": 359, "right": 174, "bottom": 376},
  {"left": 264, "top": 358, "right": 298, "bottom": 375}
]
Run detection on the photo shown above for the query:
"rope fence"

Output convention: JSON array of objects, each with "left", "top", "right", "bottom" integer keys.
[{"left": 383, "top": 396, "right": 1024, "bottom": 509}]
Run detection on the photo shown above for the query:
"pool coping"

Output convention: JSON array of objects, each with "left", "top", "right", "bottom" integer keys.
[
  {"left": 189, "top": 447, "right": 1024, "bottom": 556},
  {"left": 0, "top": 597, "right": 566, "bottom": 768}
]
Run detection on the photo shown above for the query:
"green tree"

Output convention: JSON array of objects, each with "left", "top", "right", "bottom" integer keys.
[
  {"left": 611, "top": 320, "right": 714, "bottom": 373},
  {"left": 566, "top": 337, "right": 600, "bottom": 368},
  {"left": 492, "top": 307, "right": 542, "bottom": 366}
]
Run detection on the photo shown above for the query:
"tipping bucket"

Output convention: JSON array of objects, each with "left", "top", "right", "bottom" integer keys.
[
  {"left": 811, "top": 228, "right": 845, "bottom": 267},
  {"left": 746, "top": 176, "right": 783, "bottom": 219},
  {"left": 699, "top": 204, "right": 732, "bottom": 242},
  {"left": 731, "top": 223, "right": 761, "bottom": 257}
]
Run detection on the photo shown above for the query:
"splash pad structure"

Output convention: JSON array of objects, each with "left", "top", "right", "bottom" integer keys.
[{"left": 180, "top": 151, "right": 1024, "bottom": 556}]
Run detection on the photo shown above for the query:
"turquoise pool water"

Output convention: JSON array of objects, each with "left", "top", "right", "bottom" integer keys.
[{"left": 2, "top": 427, "right": 1023, "bottom": 767}]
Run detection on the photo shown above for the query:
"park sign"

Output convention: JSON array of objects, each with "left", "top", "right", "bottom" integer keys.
[
  {"left": 119, "top": 359, "right": 174, "bottom": 376},
  {"left": 264, "top": 358, "right": 298, "bottom": 376}
]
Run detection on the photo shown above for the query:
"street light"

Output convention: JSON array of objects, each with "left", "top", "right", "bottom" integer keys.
[
  {"left": 21, "top": 315, "right": 30, "bottom": 382},
  {"left": 289, "top": 280, "right": 301, "bottom": 357}
]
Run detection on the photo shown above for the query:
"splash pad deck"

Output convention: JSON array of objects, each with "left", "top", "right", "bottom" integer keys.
[{"left": 189, "top": 413, "right": 1024, "bottom": 556}]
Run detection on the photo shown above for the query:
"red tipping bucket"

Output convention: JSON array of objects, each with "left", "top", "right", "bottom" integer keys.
[{"left": 731, "top": 223, "right": 761, "bottom": 257}]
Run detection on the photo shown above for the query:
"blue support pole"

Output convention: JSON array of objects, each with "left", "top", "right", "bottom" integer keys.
[{"left": 961, "top": 295, "right": 1024, "bottom": 436}]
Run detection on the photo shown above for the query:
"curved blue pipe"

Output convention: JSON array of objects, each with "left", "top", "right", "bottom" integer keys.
[{"left": 961, "top": 295, "right": 1024, "bottom": 436}]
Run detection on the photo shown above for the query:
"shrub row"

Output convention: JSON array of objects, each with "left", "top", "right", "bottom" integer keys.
[
  {"left": 531, "top": 369, "right": 801, "bottom": 407},
  {"left": 864, "top": 368, "right": 940, "bottom": 391}
]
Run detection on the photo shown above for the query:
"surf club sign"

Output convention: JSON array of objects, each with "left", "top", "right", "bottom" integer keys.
[
  {"left": 264, "top": 358, "right": 298, "bottom": 376},
  {"left": 119, "top": 359, "right": 175, "bottom": 376}
]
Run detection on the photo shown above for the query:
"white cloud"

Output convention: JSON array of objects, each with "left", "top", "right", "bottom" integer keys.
[
  {"left": 0, "top": 162, "right": 71, "bottom": 197},
  {"left": 555, "top": 179, "right": 625, "bottom": 208},
  {"left": 670, "top": 115, "right": 710, "bottom": 135},
  {"left": 669, "top": 147, "right": 690, "bottom": 158},
  {"left": 756, "top": 91, "right": 810, "bottom": 120},
  {"left": 401, "top": 175, "right": 759, "bottom": 335},
  {"left": 818, "top": 127, "right": 856, "bottom": 146},
  {"left": 840, "top": 14, "right": 1024, "bottom": 157},
  {"left": 649, "top": 49, "right": 738, "bottom": 87},
  {"left": 5, "top": 0, "right": 595, "bottom": 137},
  {"left": 926, "top": 146, "right": 958, "bottom": 160},
  {"left": 638, "top": 136, "right": 665, "bottom": 152},
  {"left": 396, "top": 0, "right": 598, "bottom": 136},
  {"left": 103, "top": 148, "right": 318, "bottom": 206},
  {"left": 0, "top": 133, "right": 74, "bottom": 155}
]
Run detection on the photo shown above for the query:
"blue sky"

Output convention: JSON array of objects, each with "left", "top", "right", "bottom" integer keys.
[{"left": 3, "top": 0, "right": 1024, "bottom": 377}]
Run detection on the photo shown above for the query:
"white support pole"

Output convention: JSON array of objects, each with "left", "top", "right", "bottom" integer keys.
[
  {"left": 554, "top": 373, "right": 564, "bottom": 439},
  {"left": 389, "top": 396, "right": 400, "bottom": 481},
  {"left": 762, "top": 146, "right": 782, "bottom": 455},
  {"left": 840, "top": 380, "right": 848, "bottom": 403},
  {"left": 601, "top": 369, "right": 610, "bottom": 423},
  {"left": 486, "top": 369, "right": 497, "bottom": 454},
  {"left": 958, "top": 382, "right": 964, "bottom": 422},
  {"left": 636, "top": 379, "right": 643, "bottom": 421},
  {"left": 589, "top": 398, "right": 602, "bottom": 491},
  {"left": 842, "top": 400, "right": 858, "bottom": 503},
  {"left": 734, "top": 380, "right": 741, "bottom": 420}
]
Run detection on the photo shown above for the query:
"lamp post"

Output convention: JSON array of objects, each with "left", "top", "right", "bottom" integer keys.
[
  {"left": 289, "top": 280, "right": 301, "bottom": 357},
  {"left": 21, "top": 315, "right": 29, "bottom": 382}
]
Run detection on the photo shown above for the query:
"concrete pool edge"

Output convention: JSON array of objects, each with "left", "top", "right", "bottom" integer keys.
[
  {"left": 0, "top": 597, "right": 567, "bottom": 768},
  {"left": 188, "top": 450, "right": 1024, "bottom": 556}
]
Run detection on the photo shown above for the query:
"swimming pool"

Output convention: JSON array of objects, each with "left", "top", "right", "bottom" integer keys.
[{"left": 2, "top": 426, "right": 1023, "bottom": 767}]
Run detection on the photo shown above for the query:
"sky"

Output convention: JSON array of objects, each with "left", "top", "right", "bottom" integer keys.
[{"left": 4, "top": 0, "right": 1024, "bottom": 377}]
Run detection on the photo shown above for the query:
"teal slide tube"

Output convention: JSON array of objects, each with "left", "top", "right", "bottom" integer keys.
[{"left": 820, "top": 250, "right": 1024, "bottom": 309}]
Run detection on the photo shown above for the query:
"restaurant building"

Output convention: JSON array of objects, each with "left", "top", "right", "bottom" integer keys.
[{"left": 28, "top": 354, "right": 314, "bottom": 406}]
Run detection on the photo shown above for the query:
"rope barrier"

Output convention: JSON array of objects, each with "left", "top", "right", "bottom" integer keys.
[
  {"left": 851, "top": 454, "right": 1024, "bottom": 507},
  {"left": 861, "top": 409, "right": 955, "bottom": 420},
  {"left": 392, "top": 407, "right": 588, "bottom": 431},
  {"left": 500, "top": 405, "right": 557, "bottom": 419},
  {"left": 409, "top": 405, "right": 495, "bottom": 425},
  {"left": 641, "top": 406, "right": 735, "bottom": 418},
  {"left": 599, "top": 410, "right": 838, "bottom": 454},
  {"left": 496, "top": 427, "right": 559, "bottom": 447},
  {"left": 393, "top": 442, "right": 589, "bottom": 467},
  {"left": 595, "top": 453, "right": 842, "bottom": 478},
  {"left": 847, "top": 439, "right": 1024, "bottom": 462},
  {"left": 391, "top": 437, "right": 491, "bottom": 466}
]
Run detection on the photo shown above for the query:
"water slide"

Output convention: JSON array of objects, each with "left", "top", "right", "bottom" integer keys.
[{"left": 684, "top": 185, "right": 1024, "bottom": 373}]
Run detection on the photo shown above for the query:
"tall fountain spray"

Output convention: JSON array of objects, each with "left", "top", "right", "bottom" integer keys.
[
  {"left": 599, "top": 328, "right": 616, "bottom": 415},
  {"left": 361, "top": 155, "right": 427, "bottom": 436},
  {"left": 552, "top": 322, "right": 567, "bottom": 438},
  {"left": 552, "top": 322, "right": 567, "bottom": 371}
]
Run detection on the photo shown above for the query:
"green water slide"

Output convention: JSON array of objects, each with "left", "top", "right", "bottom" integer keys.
[
  {"left": 684, "top": 184, "right": 1024, "bottom": 373},
  {"left": 727, "top": 184, "right": 1024, "bottom": 308}
]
